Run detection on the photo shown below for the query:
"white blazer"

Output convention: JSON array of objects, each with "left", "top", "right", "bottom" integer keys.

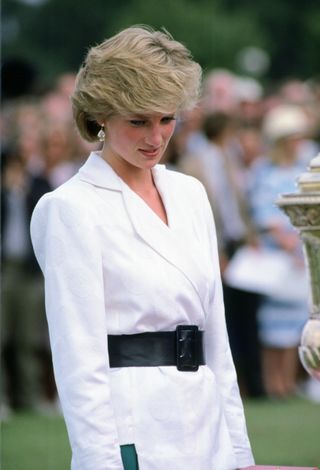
[{"left": 30, "top": 151, "right": 254, "bottom": 470}]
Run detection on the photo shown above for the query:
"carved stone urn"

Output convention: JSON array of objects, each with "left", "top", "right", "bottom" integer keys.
[{"left": 277, "top": 154, "right": 320, "bottom": 380}]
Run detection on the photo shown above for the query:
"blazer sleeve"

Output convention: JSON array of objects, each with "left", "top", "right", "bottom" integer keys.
[
  {"left": 30, "top": 192, "right": 124, "bottom": 470},
  {"left": 198, "top": 184, "right": 255, "bottom": 469}
]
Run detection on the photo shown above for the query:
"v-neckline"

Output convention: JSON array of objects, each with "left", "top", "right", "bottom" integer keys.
[{"left": 121, "top": 176, "right": 170, "bottom": 230}]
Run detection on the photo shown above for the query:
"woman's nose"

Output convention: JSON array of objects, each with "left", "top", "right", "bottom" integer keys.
[{"left": 145, "top": 124, "right": 162, "bottom": 147}]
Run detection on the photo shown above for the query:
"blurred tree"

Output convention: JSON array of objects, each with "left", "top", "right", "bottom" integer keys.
[
  {"left": 1, "top": 57, "right": 39, "bottom": 99},
  {"left": 302, "top": 5, "right": 320, "bottom": 79},
  {"left": 2, "top": 0, "right": 319, "bottom": 91},
  {"left": 2, "top": 0, "right": 265, "bottom": 89},
  {"left": 108, "top": 0, "right": 266, "bottom": 73},
  {"left": 217, "top": 0, "right": 320, "bottom": 79},
  {"left": 2, "top": 0, "right": 127, "bottom": 88}
]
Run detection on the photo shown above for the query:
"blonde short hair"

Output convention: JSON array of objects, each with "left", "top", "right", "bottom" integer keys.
[{"left": 71, "top": 25, "right": 202, "bottom": 142}]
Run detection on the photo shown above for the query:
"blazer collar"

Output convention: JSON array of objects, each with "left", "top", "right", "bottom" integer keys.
[
  {"left": 78, "top": 151, "right": 168, "bottom": 192},
  {"left": 78, "top": 151, "right": 122, "bottom": 190}
]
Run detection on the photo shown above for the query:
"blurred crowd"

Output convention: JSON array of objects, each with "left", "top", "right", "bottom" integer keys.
[{"left": 1, "top": 69, "right": 320, "bottom": 419}]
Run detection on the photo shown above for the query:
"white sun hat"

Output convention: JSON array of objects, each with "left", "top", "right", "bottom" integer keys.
[{"left": 263, "top": 104, "right": 309, "bottom": 142}]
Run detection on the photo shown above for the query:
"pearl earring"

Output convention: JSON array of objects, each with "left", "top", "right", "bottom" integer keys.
[{"left": 97, "top": 126, "right": 105, "bottom": 142}]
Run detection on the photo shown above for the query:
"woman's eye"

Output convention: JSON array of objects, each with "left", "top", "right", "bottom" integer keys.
[
  {"left": 129, "top": 120, "right": 146, "bottom": 127},
  {"left": 161, "top": 116, "right": 176, "bottom": 124}
]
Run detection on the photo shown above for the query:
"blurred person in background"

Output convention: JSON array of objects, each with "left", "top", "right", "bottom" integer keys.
[
  {"left": 179, "top": 111, "right": 265, "bottom": 398},
  {"left": 40, "top": 72, "right": 76, "bottom": 124},
  {"left": 235, "top": 122, "right": 265, "bottom": 189},
  {"left": 1, "top": 150, "right": 52, "bottom": 416},
  {"left": 234, "top": 77, "right": 264, "bottom": 127},
  {"left": 279, "top": 78, "right": 320, "bottom": 163},
  {"left": 30, "top": 26, "right": 255, "bottom": 470},
  {"left": 176, "top": 106, "right": 207, "bottom": 156},
  {"left": 179, "top": 112, "right": 248, "bottom": 260},
  {"left": 5, "top": 99, "right": 44, "bottom": 176},
  {"left": 37, "top": 120, "right": 81, "bottom": 188},
  {"left": 38, "top": 74, "right": 99, "bottom": 178},
  {"left": 247, "top": 104, "right": 311, "bottom": 399},
  {"left": 201, "top": 69, "right": 238, "bottom": 115},
  {"left": 0, "top": 81, "right": 96, "bottom": 419}
]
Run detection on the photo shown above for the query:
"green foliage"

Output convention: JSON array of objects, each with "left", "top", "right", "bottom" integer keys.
[
  {"left": 302, "top": 7, "right": 320, "bottom": 78},
  {"left": 3, "top": 0, "right": 120, "bottom": 83},
  {"left": 2, "top": 0, "right": 320, "bottom": 87},
  {"left": 107, "top": 0, "right": 266, "bottom": 73},
  {"left": 2, "top": 0, "right": 265, "bottom": 86}
]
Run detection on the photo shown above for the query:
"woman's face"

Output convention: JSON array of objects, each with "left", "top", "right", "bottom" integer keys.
[{"left": 101, "top": 112, "right": 177, "bottom": 173}]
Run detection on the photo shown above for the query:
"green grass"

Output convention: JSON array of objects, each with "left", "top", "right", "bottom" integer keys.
[
  {"left": 1, "top": 397, "right": 319, "bottom": 469},
  {"left": 245, "top": 397, "right": 320, "bottom": 467},
  {"left": 1, "top": 412, "right": 70, "bottom": 470}
]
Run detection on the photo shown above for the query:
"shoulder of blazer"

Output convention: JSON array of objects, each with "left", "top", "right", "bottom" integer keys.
[{"left": 32, "top": 173, "right": 99, "bottom": 224}]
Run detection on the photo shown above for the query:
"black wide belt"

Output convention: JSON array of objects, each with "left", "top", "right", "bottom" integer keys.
[{"left": 108, "top": 325, "right": 205, "bottom": 372}]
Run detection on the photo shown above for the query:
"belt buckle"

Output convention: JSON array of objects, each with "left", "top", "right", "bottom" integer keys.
[{"left": 176, "top": 325, "right": 199, "bottom": 372}]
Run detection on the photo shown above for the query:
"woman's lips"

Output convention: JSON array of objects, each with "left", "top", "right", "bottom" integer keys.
[{"left": 139, "top": 147, "right": 161, "bottom": 158}]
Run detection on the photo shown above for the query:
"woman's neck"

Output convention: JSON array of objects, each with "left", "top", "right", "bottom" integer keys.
[
  {"left": 102, "top": 150, "right": 155, "bottom": 193},
  {"left": 123, "top": 169, "right": 155, "bottom": 195}
]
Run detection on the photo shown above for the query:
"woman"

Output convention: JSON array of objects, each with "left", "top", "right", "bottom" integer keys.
[
  {"left": 248, "top": 104, "right": 310, "bottom": 399},
  {"left": 30, "top": 26, "right": 254, "bottom": 470}
]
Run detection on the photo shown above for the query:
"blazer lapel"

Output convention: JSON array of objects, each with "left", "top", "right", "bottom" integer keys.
[
  {"left": 120, "top": 166, "right": 209, "bottom": 314},
  {"left": 78, "top": 152, "right": 209, "bottom": 314}
]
